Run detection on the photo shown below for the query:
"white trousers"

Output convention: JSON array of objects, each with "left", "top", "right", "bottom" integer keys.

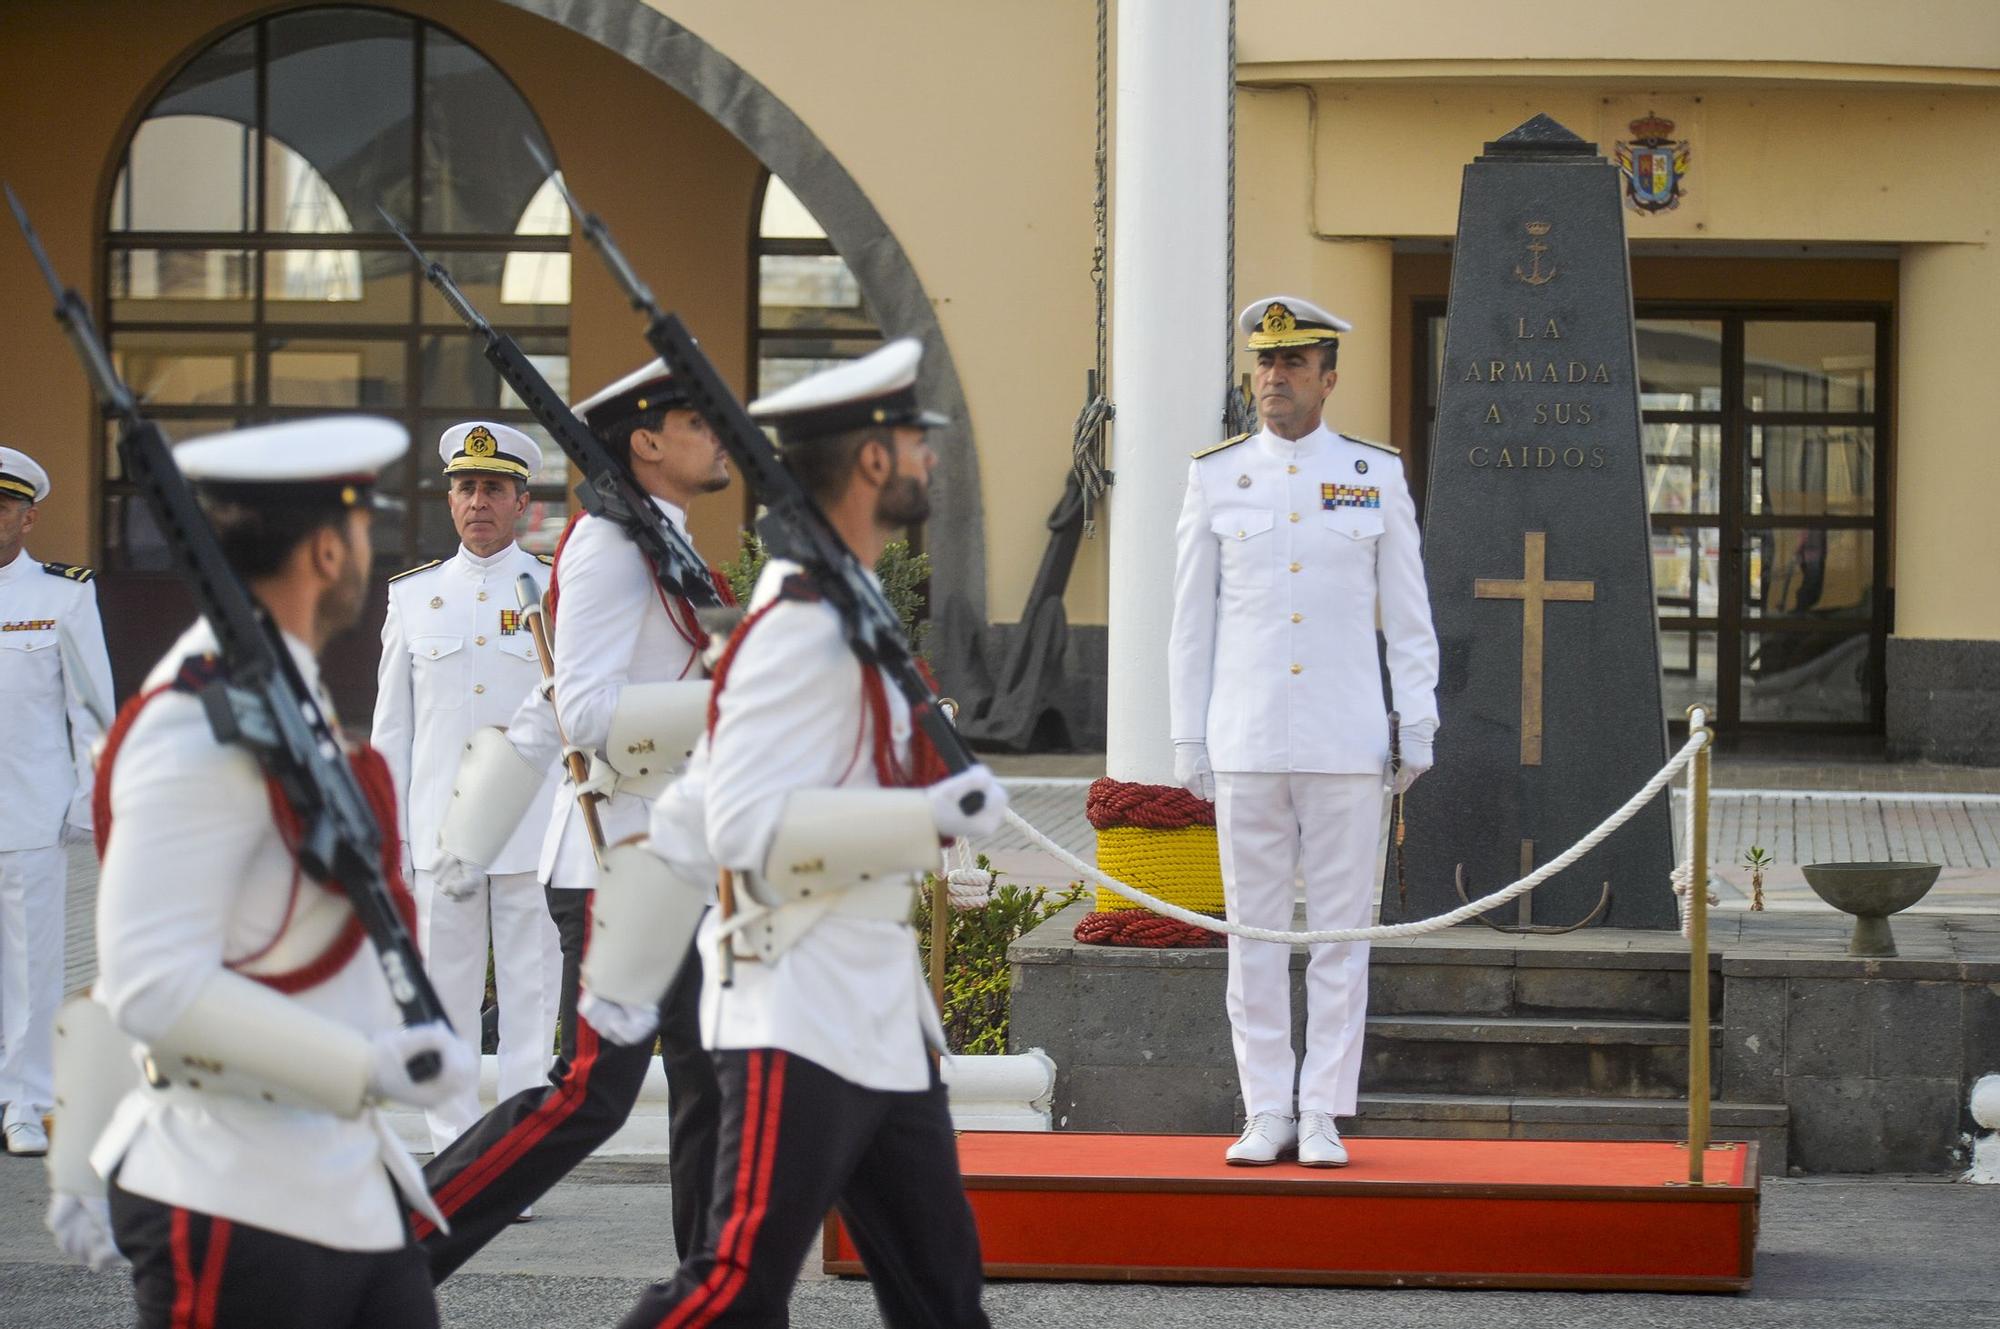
[
  {"left": 0, "top": 844, "right": 66, "bottom": 1122},
  {"left": 415, "top": 867, "right": 562, "bottom": 1152},
  {"left": 1214, "top": 771, "right": 1385, "bottom": 1118}
]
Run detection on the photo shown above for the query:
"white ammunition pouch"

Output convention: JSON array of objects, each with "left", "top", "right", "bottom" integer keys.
[
  {"left": 143, "top": 973, "right": 373, "bottom": 1119},
  {"left": 49, "top": 997, "right": 140, "bottom": 1198},
  {"left": 722, "top": 788, "right": 939, "bottom": 962},
  {"left": 603, "top": 681, "right": 710, "bottom": 800},
  {"left": 439, "top": 726, "right": 549, "bottom": 867},
  {"left": 582, "top": 842, "right": 711, "bottom": 1009}
]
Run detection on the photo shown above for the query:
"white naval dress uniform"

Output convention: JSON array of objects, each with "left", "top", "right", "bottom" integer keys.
[
  {"left": 0, "top": 551, "right": 111, "bottom": 1133},
  {"left": 92, "top": 621, "right": 438, "bottom": 1250},
  {"left": 653, "top": 558, "right": 943, "bottom": 1091},
  {"left": 372, "top": 543, "right": 561, "bottom": 1151},
  {"left": 1169, "top": 423, "right": 1439, "bottom": 1118},
  {"left": 627, "top": 558, "right": 987, "bottom": 1328}
]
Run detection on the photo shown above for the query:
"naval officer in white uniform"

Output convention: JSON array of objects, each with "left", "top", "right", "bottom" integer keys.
[
  {"left": 0, "top": 447, "right": 113, "bottom": 1159},
  {"left": 1169, "top": 297, "right": 1440, "bottom": 1167},
  {"left": 371, "top": 422, "right": 561, "bottom": 1154}
]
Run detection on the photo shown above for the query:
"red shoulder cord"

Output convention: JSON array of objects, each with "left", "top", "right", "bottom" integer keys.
[
  {"left": 545, "top": 511, "right": 737, "bottom": 681},
  {"left": 92, "top": 657, "right": 418, "bottom": 994},
  {"left": 705, "top": 575, "right": 946, "bottom": 789}
]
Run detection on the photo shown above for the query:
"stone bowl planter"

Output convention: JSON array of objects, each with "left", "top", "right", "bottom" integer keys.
[{"left": 1799, "top": 861, "right": 1941, "bottom": 957}]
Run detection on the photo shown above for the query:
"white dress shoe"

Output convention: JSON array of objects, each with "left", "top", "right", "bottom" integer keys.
[
  {"left": 1297, "top": 1110, "right": 1349, "bottom": 1167},
  {"left": 1225, "top": 1112, "right": 1298, "bottom": 1166},
  {"left": 4, "top": 1119, "right": 50, "bottom": 1157}
]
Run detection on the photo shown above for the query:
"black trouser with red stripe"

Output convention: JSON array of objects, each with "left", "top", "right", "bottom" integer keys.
[
  {"left": 616, "top": 1049, "right": 989, "bottom": 1329},
  {"left": 109, "top": 1179, "right": 436, "bottom": 1329},
  {"left": 415, "top": 907, "right": 719, "bottom": 1280}
]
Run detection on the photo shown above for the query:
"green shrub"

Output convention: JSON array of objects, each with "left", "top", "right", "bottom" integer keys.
[
  {"left": 914, "top": 860, "right": 1084, "bottom": 1055},
  {"left": 720, "top": 530, "right": 931, "bottom": 655}
]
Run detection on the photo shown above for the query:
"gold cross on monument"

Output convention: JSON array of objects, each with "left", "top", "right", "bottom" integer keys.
[{"left": 1474, "top": 531, "right": 1596, "bottom": 766}]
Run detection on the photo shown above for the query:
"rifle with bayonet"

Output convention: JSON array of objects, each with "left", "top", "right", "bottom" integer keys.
[
  {"left": 527, "top": 148, "right": 986, "bottom": 808},
  {"left": 379, "top": 208, "right": 723, "bottom": 613},
  {"left": 7, "top": 184, "right": 450, "bottom": 1079}
]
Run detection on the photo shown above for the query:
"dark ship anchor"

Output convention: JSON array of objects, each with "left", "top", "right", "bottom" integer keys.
[{"left": 1454, "top": 839, "right": 1609, "bottom": 935}]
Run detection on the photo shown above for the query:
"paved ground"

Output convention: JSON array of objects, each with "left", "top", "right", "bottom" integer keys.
[{"left": 3, "top": 1156, "right": 1996, "bottom": 1327}]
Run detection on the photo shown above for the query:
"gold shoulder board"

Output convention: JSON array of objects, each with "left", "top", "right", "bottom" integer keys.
[
  {"left": 1190, "top": 432, "right": 1252, "bottom": 460},
  {"left": 535, "top": 552, "right": 553, "bottom": 565},
  {"left": 387, "top": 558, "right": 444, "bottom": 584},
  {"left": 41, "top": 561, "right": 94, "bottom": 582},
  {"left": 1349, "top": 435, "right": 1400, "bottom": 455}
]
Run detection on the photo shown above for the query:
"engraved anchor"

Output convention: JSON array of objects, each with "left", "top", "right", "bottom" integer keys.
[{"left": 1513, "top": 221, "right": 1557, "bottom": 286}]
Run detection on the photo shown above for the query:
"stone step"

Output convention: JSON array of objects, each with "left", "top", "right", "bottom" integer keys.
[
  {"left": 1350, "top": 1092, "right": 1789, "bottom": 1175},
  {"left": 1360, "top": 1015, "right": 1721, "bottom": 1100},
  {"left": 1368, "top": 942, "right": 1719, "bottom": 1022}
]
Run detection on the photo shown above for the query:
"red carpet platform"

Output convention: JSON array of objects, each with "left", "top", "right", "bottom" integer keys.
[{"left": 825, "top": 1132, "right": 1758, "bottom": 1292}]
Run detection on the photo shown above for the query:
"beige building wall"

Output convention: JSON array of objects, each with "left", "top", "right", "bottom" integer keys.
[{"left": 647, "top": 1, "right": 1105, "bottom": 623}]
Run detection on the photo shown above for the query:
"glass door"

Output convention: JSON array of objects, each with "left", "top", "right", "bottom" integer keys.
[{"left": 1641, "top": 308, "right": 1890, "bottom": 735}]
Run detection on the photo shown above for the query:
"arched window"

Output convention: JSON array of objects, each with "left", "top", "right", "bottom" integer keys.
[
  {"left": 752, "top": 173, "right": 880, "bottom": 399},
  {"left": 103, "top": 6, "right": 571, "bottom": 570}
]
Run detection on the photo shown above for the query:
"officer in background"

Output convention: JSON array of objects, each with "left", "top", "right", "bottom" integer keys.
[
  {"left": 588, "top": 338, "right": 1007, "bottom": 1328},
  {"left": 0, "top": 447, "right": 113, "bottom": 1158},
  {"left": 1169, "top": 297, "right": 1440, "bottom": 1168},
  {"left": 372, "top": 422, "right": 561, "bottom": 1158},
  {"left": 80, "top": 419, "right": 473, "bottom": 1326}
]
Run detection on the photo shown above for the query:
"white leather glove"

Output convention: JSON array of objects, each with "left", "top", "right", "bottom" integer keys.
[
  {"left": 927, "top": 764, "right": 1009, "bottom": 841},
  {"left": 433, "top": 851, "right": 488, "bottom": 904},
  {"left": 1395, "top": 736, "right": 1433, "bottom": 796},
  {"left": 46, "top": 1192, "right": 125, "bottom": 1272},
  {"left": 578, "top": 988, "right": 661, "bottom": 1048},
  {"left": 367, "top": 1021, "right": 477, "bottom": 1110},
  {"left": 575, "top": 753, "right": 619, "bottom": 801},
  {"left": 1173, "top": 741, "right": 1215, "bottom": 802}
]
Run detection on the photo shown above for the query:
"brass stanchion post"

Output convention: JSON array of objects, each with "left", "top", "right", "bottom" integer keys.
[
  {"left": 931, "top": 700, "right": 960, "bottom": 1015},
  {"left": 1685, "top": 704, "right": 1713, "bottom": 1184}
]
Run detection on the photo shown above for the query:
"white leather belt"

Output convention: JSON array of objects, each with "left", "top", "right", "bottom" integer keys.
[{"left": 721, "top": 876, "right": 917, "bottom": 964}]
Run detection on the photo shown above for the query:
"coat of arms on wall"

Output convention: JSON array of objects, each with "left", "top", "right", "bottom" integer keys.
[{"left": 1614, "top": 113, "right": 1690, "bottom": 214}]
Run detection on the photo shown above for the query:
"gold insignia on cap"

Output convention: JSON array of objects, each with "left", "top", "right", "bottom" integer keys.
[
  {"left": 340, "top": 485, "right": 358, "bottom": 507},
  {"left": 464, "top": 426, "right": 498, "bottom": 459},
  {"left": 1261, "top": 303, "right": 1297, "bottom": 336}
]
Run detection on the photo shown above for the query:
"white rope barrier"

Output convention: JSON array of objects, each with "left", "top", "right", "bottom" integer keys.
[{"left": 1005, "top": 727, "right": 1713, "bottom": 945}]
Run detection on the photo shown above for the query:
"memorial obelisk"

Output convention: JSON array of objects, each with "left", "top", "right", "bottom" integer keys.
[{"left": 1391, "top": 115, "right": 1676, "bottom": 930}]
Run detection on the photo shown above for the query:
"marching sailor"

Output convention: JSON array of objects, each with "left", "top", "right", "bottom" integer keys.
[
  {"left": 72, "top": 419, "right": 475, "bottom": 1327},
  {"left": 586, "top": 338, "right": 1007, "bottom": 1327},
  {"left": 1169, "top": 297, "right": 1440, "bottom": 1167},
  {"left": 0, "top": 446, "right": 113, "bottom": 1158},
  {"left": 415, "top": 361, "right": 731, "bottom": 1274},
  {"left": 371, "top": 422, "right": 561, "bottom": 1156}
]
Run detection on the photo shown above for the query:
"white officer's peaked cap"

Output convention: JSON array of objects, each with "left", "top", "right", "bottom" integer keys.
[
  {"left": 572, "top": 359, "right": 687, "bottom": 432},
  {"left": 748, "top": 337, "right": 949, "bottom": 443},
  {"left": 1238, "top": 295, "right": 1351, "bottom": 350},
  {"left": 0, "top": 446, "right": 51, "bottom": 503},
  {"left": 176, "top": 417, "right": 408, "bottom": 510},
  {"left": 439, "top": 420, "right": 542, "bottom": 482}
]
